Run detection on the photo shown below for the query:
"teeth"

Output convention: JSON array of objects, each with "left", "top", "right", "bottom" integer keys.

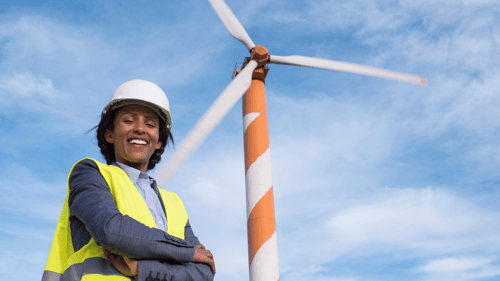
[{"left": 129, "top": 139, "right": 147, "bottom": 145}]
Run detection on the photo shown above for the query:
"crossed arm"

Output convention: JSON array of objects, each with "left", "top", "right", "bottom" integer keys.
[
  {"left": 68, "top": 160, "right": 215, "bottom": 281},
  {"left": 104, "top": 243, "right": 215, "bottom": 280}
]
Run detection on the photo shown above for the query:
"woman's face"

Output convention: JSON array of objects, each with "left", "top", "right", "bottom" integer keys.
[{"left": 105, "top": 105, "right": 162, "bottom": 172}]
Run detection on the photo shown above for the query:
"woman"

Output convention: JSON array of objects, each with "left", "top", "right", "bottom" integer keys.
[{"left": 43, "top": 79, "right": 215, "bottom": 281}]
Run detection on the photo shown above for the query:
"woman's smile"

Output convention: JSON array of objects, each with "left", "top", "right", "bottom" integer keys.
[{"left": 129, "top": 139, "right": 148, "bottom": 145}]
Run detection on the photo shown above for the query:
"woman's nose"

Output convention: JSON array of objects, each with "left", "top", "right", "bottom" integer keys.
[{"left": 133, "top": 120, "right": 146, "bottom": 133}]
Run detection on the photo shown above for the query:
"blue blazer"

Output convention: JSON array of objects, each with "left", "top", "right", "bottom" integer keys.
[{"left": 68, "top": 159, "right": 214, "bottom": 281}]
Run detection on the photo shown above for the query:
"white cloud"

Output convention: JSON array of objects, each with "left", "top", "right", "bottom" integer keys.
[
  {"left": 0, "top": 251, "right": 48, "bottom": 281},
  {"left": 0, "top": 15, "right": 113, "bottom": 124},
  {"left": 281, "top": 265, "right": 357, "bottom": 281},
  {"left": 0, "top": 72, "right": 56, "bottom": 99},
  {"left": 418, "top": 256, "right": 500, "bottom": 281},
  {"left": 306, "top": 0, "right": 498, "bottom": 34},
  {"left": 0, "top": 12, "right": 219, "bottom": 131},
  {"left": 0, "top": 72, "right": 66, "bottom": 114},
  {"left": 420, "top": 256, "right": 496, "bottom": 272},
  {"left": 327, "top": 188, "right": 498, "bottom": 249},
  {"left": 306, "top": 0, "right": 413, "bottom": 33},
  {"left": 0, "top": 224, "right": 55, "bottom": 241},
  {"left": 270, "top": 11, "right": 307, "bottom": 24},
  {"left": 274, "top": 186, "right": 500, "bottom": 277},
  {"left": 300, "top": 0, "right": 500, "bottom": 79},
  {"left": 0, "top": 164, "right": 66, "bottom": 223}
]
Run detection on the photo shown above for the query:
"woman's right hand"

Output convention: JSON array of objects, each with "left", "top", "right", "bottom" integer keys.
[
  {"left": 102, "top": 248, "right": 138, "bottom": 277},
  {"left": 192, "top": 247, "right": 216, "bottom": 274}
]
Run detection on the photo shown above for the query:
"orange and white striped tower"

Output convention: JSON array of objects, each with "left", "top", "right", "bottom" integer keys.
[{"left": 242, "top": 45, "right": 280, "bottom": 281}]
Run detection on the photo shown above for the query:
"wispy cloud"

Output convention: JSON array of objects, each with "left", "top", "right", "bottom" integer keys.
[
  {"left": 418, "top": 256, "right": 500, "bottom": 281},
  {"left": 0, "top": 163, "right": 66, "bottom": 223},
  {"left": 0, "top": 12, "right": 220, "bottom": 131},
  {"left": 0, "top": 251, "right": 49, "bottom": 281},
  {"left": 280, "top": 265, "right": 357, "bottom": 281},
  {"left": 0, "top": 72, "right": 65, "bottom": 113},
  {"left": 327, "top": 188, "right": 499, "bottom": 250}
]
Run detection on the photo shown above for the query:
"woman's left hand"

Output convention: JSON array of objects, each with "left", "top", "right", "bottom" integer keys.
[{"left": 194, "top": 243, "right": 215, "bottom": 274}]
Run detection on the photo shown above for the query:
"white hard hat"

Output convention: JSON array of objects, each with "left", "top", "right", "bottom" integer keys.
[{"left": 102, "top": 79, "right": 172, "bottom": 128}]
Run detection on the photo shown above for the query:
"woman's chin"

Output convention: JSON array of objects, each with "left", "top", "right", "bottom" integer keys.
[{"left": 120, "top": 155, "right": 149, "bottom": 166}]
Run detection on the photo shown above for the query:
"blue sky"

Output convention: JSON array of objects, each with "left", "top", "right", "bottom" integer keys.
[{"left": 0, "top": 0, "right": 499, "bottom": 280}]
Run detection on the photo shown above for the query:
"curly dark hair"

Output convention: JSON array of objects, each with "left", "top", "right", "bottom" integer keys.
[{"left": 93, "top": 107, "right": 174, "bottom": 171}]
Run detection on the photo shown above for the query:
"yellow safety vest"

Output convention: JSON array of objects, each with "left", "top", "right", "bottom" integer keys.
[{"left": 42, "top": 158, "right": 189, "bottom": 281}]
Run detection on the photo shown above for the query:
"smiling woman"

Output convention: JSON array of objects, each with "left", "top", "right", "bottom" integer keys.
[
  {"left": 104, "top": 105, "right": 163, "bottom": 172},
  {"left": 42, "top": 79, "right": 215, "bottom": 281},
  {"left": 100, "top": 105, "right": 165, "bottom": 172}
]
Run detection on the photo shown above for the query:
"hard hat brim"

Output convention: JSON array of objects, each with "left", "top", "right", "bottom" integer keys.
[{"left": 102, "top": 99, "right": 172, "bottom": 129}]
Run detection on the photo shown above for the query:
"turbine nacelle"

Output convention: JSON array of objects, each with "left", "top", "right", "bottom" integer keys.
[
  {"left": 250, "top": 45, "right": 270, "bottom": 67},
  {"left": 232, "top": 45, "right": 270, "bottom": 81}
]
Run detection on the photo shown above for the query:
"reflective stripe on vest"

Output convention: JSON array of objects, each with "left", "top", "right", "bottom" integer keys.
[{"left": 43, "top": 158, "right": 189, "bottom": 281}]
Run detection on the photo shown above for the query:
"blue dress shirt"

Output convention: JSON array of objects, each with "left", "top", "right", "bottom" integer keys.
[{"left": 115, "top": 162, "right": 169, "bottom": 232}]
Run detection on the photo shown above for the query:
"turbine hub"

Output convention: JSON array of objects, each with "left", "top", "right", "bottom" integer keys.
[{"left": 250, "top": 45, "right": 269, "bottom": 67}]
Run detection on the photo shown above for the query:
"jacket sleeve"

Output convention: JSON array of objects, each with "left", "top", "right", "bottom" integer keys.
[
  {"left": 137, "top": 260, "right": 214, "bottom": 281},
  {"left": 68, "top": 159, "right": 195, "bottom": 262},
  {"left": 135, "top": 220, "right": 212, "bottom": 280},
  {"left": 184, "top": 220, "right": 200, "bottom": 246},
  {"left": 133, "top": 209, "right": 214, "bottom": 281}
]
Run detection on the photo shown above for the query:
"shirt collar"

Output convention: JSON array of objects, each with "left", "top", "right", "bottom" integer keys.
[{"left": 114, "top": 162, "right": 149, "bottom": 184}]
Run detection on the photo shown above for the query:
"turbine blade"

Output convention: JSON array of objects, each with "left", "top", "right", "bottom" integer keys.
[
  {"left": 208, "top": 0, "right": 256, "bottom": 51},
  {"left": 269, "top": 55, "right": 427, "bottom": 85},
  {"left": 157, "top": 60, "right": 259, "bottom": 184}
]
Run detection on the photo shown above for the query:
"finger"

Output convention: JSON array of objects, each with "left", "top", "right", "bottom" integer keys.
[
  {"left": 108, "top": 255, "right": 130, "bottom": 276},
  {"left": 116, "top": 256, "right": 134, "bottom": 277},
  {"left": 123, "top": 256, "right": 137, "bottom": 263},
  {"left": 199, "top": 249, "right": 213, "bottom": 260},
  {"left": 123, "top": 257, "right": 138, "bottom": 276},
  {"left": 116, "top": 256, "right": 126, "bottom": 268},
  {"left": 205, "top": 250, "right": 214, "bottom": 260},
  {"left": 206, "top": 255, "right": 215, "bottom": 274},
  {"left": 203, "top": 256, "right": 216, "bottom": 274},
  {"left": 102, "top": 248, "right": 112, "bottom": 259}
]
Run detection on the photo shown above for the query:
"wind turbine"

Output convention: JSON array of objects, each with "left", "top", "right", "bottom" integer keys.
[{"left": 157, "top": 0, "right": 427, "bottom": 280}]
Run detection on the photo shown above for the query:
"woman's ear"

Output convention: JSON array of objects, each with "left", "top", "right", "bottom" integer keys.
[
  {"left": 105, "top": 129, "right": 114, "bottom": 144},
  {"left": 155, "top": 141, "right": 162, "bottom": 150}
]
